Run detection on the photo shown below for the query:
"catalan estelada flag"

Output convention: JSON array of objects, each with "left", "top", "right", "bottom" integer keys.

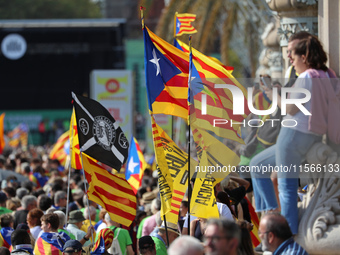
[
  {"left": 175, "top": 13, "right": 197, "bottom": 37},
  {"left": 49, "top": 131, "right": 69, "bottom": 166},
  {"left": 178, "top": 38, "right": 250, "bottom": 143},
  {"left": 125, "top": 137, "right": 146, "bottom": 194},
  {"left": 0, "top": 113, "right": 5, "bottom": 154},
  {"left": 144, "top": 26, "right": 189, "bottom": 120},
  {"left": 91, "top": 228, "right": 114, "bottom": 255},
  {"left": 34, "top": 232, "right": 70, "bottom": 255},
  {"left": 8, "top": 123, "right": 29, "bottom": 149},
  {"left": 174, "top": 38, "right": 234, "bottom": 72},
  {"left": 0, "top": 227, "right": 13, "bottom": 248},
  {"left": 82, "top": 154, "right": 136, "bottom": 227},
  {"left": 29, "top": 172, "right": 48, "bottom": 189},
  {"left": 69, "top": 109, "right": 82, "bottom": 170}
]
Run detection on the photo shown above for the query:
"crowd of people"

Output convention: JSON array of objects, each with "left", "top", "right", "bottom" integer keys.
[{"left": 1, "top": 31, "right": 338, "bottom": 255}]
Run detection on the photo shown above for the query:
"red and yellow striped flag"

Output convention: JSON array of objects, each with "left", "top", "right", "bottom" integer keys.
[
  {"left": 254, "top": 92, "right": 270, "bottom": 113},
  {"left": 175, "top": 13, "right": 197, "bottom": 36},
  {"left": 82, "top": 154, "right": 136, "bottom": 227},
  {"left": 245, "top": 197, "right": 261, "bottom": 247},
  {"left": 177, "top": 39, "right": 250, "bottom": 143},
  {"left": 69, "top": 109, "right": 82, "bottom": 170},
  {"left": 49, "top": 131, "right": 69, "bottom": 166},
  {"left": 0, "top": 113, "right": 5, "bottom": 154},
  {"left": 34, "top": 237, "right": 62, "bottom": 255}
]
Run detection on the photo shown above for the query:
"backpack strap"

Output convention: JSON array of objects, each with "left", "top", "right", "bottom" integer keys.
[{"left": 112, "top": 227, "right": 121, "bottom": 240}]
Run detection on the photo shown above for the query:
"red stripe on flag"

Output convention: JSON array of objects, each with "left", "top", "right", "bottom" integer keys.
[
  {"left": 92, "top": 191, "right": 136, "bottom": 223},
  {"left": 173, "top": 190, "right": 185, "bottom": 196},
  {"left": 250, "top": 231, "right": 260, "bottom": 247},
  {"left": 94, "top": 172, "right": 136, "bottom": 198},
  {"left": 93, "top": 185, "right": 136, "bottom": 208},
  {"left": 170, "top": 210, "right": 177, "bottom": 214},
  {"left": 172, "top": 196, "right": 182, "bottom": 202},
  {"left": 170, "top": 203, "right": 181, "bottom": 209}
]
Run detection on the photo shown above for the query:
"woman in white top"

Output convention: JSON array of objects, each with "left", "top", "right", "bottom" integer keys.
[
  {"left": 27, "top": 208, "right": 44, "bottom": 240},
  {"left": 250, "top": 33, "right": 329, "bottom": 235}
]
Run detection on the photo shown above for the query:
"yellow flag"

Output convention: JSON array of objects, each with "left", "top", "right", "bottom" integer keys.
[
  {"left": 151, "top": 115, "right": 198, "bottom": 224},
  {"left": 190, "top": 151, "right": 220, "bottom": 219},
  {"left": 190, "top": 124, "right": 240, "bottom": 218},
  {"left": 151, "top": 115, "right": 173, "bottom": 217}
]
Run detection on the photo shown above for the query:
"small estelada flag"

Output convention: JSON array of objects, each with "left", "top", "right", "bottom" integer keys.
[
  {"left": 175, "top": 13, "right": 197, "bottom": 36},
  {"left": 72, "top": 92, "right": 129, "bottom": 171}
]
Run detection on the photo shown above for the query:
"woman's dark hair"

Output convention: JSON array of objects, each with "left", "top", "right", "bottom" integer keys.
[
  {"left": 216, "top": 191, "right": 236, "bottom": 218},
  {"left": 28, "top": 208, "right": 44, "bottom": 226},
  {"left": 293, "top": 35, "right": 328, "bottom": 71},
  {"left": 38, "top": 194, "right": 52, "bottom": 211},
  {"left": 237, "top": 220, "right": 255, "bottom": 255},
  {"left": 11, "top": 229, "right": 31, "bottom": 246}
]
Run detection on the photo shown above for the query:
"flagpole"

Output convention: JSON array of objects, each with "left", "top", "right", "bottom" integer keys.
[
  {"left": 174, "top": 12, "right": 177, "bottom": 39},
  {"left": 187, "top": 35, "right": 192, "bottom": 236},
  {"left": 79, "top": 151, "right": 94, "bottom": 245},
  {"left": 171, "top": 12, "right": 178, "bottom": 142},
  {"left": 65, "top": 112, "right": 75, "bottom": 228}
]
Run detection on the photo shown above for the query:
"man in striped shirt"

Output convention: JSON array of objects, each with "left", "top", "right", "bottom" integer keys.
[{"left": 259, "top": 213, "right": 308, "bottom": 255}]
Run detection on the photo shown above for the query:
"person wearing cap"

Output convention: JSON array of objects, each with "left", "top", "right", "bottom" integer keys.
[
  {"left": 62, "top": 240, "right": 83, "bottom": 255},
  {"left": 34, "top": 213, "right": 71, "bottom": 255},
  {"left": 0, "top": 191, "right": 12, "bottom": 215},
  {"left": 104, "top": 213, "right": 134, "bottom": 255},
  {"left": 66, "top": 210, "right": 93, "bottom": 247},
  {"left": 138, "top": 236, "right": 156, "bottom": 255},
  {"left": 150, "top": 221, "right": 180, "bottom": 255},
  {"left": 0, "top": 214, "right": 14, "bottom": 248}
]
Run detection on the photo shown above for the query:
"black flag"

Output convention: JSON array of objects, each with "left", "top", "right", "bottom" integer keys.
[{"left": 72, "top": 92, "right": 129, "bottom": 171}]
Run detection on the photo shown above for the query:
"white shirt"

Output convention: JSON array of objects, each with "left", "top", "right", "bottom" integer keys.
[{"left": 30, "top": 226, "right": 42, "bottom": 240}]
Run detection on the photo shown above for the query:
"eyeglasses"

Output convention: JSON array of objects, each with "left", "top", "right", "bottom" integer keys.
[
  {"left": 203, "top": 235, "right": 230, "bottom": 243},
  {"left": 258, "top": 231, "right": 270, "bottom": 235}
]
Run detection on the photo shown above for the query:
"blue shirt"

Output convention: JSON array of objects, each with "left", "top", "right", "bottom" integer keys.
[{"left": 273, "top": 238, "right": 308, "bottom": 255}]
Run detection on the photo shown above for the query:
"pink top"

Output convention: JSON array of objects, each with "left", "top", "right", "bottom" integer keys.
[
  {"left": 142, "top": 213, "right": 157, "bottom": 236},
  {"left": 307, "top": 68, "right": 340, "bottom": 144}
]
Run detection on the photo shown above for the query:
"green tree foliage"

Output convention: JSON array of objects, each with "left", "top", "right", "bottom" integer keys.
[{"left": 0, "top": 0, "right": 102, "bottom": 19}]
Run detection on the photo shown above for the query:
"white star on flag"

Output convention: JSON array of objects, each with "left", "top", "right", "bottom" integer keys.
[
  {"left": 149, "top": 49, "right": 161, "bottom": 76},
  {"left": 128, "top": 156, "right": 139, "bottom": 173}
]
